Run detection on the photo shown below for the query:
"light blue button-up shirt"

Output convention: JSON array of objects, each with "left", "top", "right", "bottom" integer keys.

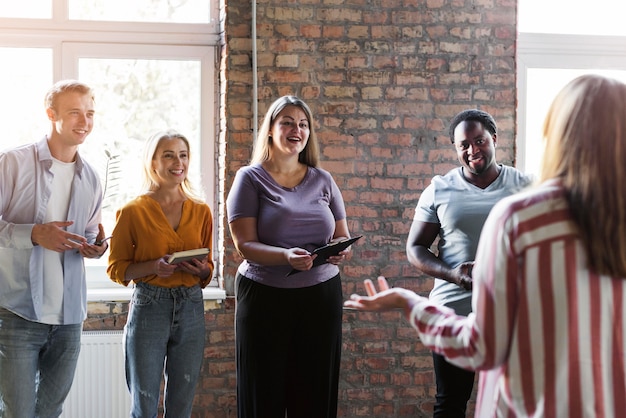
[{"left": 0, "top": 137, "right": 103, "bottom": 324}]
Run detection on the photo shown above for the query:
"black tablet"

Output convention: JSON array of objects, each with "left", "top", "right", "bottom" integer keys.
[{"left": 287, "top": 235, "right": 363, "bottom": 276}]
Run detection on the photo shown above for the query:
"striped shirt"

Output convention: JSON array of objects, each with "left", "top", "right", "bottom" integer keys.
[{"left": 407, "top": 179, "right": 626, "bottom": 417}]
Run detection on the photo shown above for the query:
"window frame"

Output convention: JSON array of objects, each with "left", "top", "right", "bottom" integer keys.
[
  {"left": 516, "top": 32, "right": 626, "bottom": 174},
  {"left": 0, "top": 2, "right": 224, "bottom": 301}
]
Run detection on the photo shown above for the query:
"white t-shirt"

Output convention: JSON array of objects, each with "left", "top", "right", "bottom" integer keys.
[
  {"left": 41, "top": 158, "right": 75, "bottom": 324},
  {"left": 412, "top": 165, "right": 532, "bottom": 313}
]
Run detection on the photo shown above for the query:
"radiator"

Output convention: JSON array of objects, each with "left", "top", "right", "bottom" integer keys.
[{"left": 60, "top": 330, "right": 131, "bottom": 418}]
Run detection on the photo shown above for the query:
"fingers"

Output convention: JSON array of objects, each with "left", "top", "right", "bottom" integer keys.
[
  {"left": 78, "top": 244, "right": 102, "bottom": 258},
  {"left": 67, "top": 232, "right": 87, "bottom": 244},
  {"left": 155, "top": 257, "right": 177, "bottom": 277},
  {"left": 52, "top": 220, "right": 74, "bottom": 228},
  {"left": 377, "top": 276, "right": 390, "bottom": 291},
  {"left": 95, "top": 223, "right": 107, "bottom": 244},
  {"left": 364, "top": 276, "right": 389, "bottom": 297}
]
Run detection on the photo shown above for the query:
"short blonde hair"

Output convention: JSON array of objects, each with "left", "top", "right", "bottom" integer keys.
[
  {"left": 541, "top": 74, "right": 626, "bottom": 276},
  {"left": 44, "top": 79, "right": 94, "bottom": 110}
]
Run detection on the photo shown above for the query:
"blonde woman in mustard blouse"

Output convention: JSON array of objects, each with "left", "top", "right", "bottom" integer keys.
[{"left": 107, "top": 130, "right": 214, "bottom": 418}]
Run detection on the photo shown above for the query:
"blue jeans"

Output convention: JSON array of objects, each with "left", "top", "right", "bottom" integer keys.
[
  {"left": 0, "top": 308, "right": 81, "bottom": 418},
  {"left": 124, "top": 282, "right": 205, "bottom": 418}
]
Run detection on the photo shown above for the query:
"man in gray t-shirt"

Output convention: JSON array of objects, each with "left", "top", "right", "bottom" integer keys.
[{"left": 406, "top": 109, "right": 531, "bottom": 418}]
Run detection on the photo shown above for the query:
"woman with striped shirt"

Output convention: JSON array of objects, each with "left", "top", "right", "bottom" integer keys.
[{"left": 345, "top": 74, "right": 626, "bottom": 417}]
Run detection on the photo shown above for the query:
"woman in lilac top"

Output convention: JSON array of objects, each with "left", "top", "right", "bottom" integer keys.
[{"left": 226, "top": 96, "right": 352, "bottom": 418}]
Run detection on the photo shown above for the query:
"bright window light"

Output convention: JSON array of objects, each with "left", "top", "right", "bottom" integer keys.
[
  {"left": 524, "top": 69, "right": 626, "bottom": 177},
  {"left": 0, "top": 1, "right": 51, "bottom": 19},
  {"left": 68, "top": 0, "right": 211, "bottom": 23},
  {"left": 518, "top": 0, "right": 626, "bottom": 36},
  {"left": 0, "top": 47, "right": 52, "bottom": 149}
]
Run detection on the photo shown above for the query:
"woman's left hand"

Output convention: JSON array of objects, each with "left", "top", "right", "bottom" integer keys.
[
  {"left": 344, "top": 276, "right": 419, "bottom": 314},
  {"left": 326, "top": 236, "right": 351, "bottom": 265},
  {"left": 326, "top": 249, "right": 348, "bottom": 265},
  {"left": 178, "top": 257, "right": 211, "bottom": 278}
]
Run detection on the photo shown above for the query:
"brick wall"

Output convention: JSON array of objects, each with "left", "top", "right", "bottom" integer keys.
[{"left": 85, "top": 0, "right": 518, "bottom": 416}]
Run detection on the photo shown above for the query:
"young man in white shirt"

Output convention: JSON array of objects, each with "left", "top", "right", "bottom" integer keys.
[{"left": 0, "top": 79, "right": 108, "bottom": 417}]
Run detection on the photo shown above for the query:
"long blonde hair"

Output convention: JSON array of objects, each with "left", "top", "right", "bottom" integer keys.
[
  {"left": 250, "top": 96, "right": 320, "bottom": 167},
  {"left": 142, "top": 130, "right": 203, "bottom": 203},
  {"left": 541, "top": 74, "right": 626, "bottom": 276}
]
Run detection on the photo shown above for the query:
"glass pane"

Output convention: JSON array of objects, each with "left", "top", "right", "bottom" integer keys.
[
  {"left": 76, "top": 58, "right": 202, "bottom": 260},
  {"left": 0, "top": 0, "right": 51, "bottom": 19},
  {"left": 524, "top": 69, "right": 626, "bottom": 176},
  {"left": 69, "top": 0, "right": 210, "bottom": 23},
  {"left": 0, "top": 47, "right": 52, "bottom": 149},
  {"left": 519, "top": 0, "right": 626, "bottom": 36}
]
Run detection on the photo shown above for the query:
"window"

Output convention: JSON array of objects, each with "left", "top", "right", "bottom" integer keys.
[
  {"left": 68, "top": 0, "right": 211, "bottom": 23},
  {"left": 0, "top": 1, "right": 223, "bottom": 298},
  {"left": 0, "top": 1, "right": 51, "bottom": 19},
  {"left": 518, "top": 0, "right": 626, "bottom": 37},
  {"left": 517, "top": 1, "right": 626, "bottom": 177}
]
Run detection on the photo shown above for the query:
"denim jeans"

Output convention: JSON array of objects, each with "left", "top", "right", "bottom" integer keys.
[
  {"left": 124, "top": 282, "right": 205, "bottom": 418},
  {"left": 0, "top": 308, "right": 82, "bottom": 418}
]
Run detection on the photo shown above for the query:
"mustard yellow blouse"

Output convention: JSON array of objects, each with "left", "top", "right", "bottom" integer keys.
[{"left": 107, "top": 195, "right": 214, "bottom": 288}]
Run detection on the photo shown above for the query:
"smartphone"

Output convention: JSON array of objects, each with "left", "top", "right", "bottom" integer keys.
[{"left": 95, "top": 235, "right": 113, "bottom": 246}]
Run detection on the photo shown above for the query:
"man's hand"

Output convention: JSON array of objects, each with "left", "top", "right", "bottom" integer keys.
[
  {"left": 78, "top": 223, "right": 109, "bottom": 258},
  {"left": 31, "top": 221, "right": 86, "bottom": 252},
  {"left": 452, "top": 262, "right": 474, "bottom": 291}
]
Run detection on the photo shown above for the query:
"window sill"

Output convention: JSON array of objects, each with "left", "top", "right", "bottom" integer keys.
[
  {"left": 87, "top": 286, "right": 226, "bottom": 302},
  {"left": 85, "top": 265, "right": 226, "bottom": 302}
]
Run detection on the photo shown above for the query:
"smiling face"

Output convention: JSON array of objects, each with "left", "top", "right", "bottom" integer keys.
[
  {"left": 151, "top": 137, "right": 189, "bottom": 187},
  {"left": 453, "top": 120, "right": 497, "bottom": 177},
  {"left": 269, "top": 105, "right": 310, "bottom": 158},
  {"left": 47, "top": 91, "right": 95, "bottom": 147}
]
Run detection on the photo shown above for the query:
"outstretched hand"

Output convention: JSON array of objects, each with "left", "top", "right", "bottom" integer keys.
[{"left": 344, "top": 276, "right": 421, "bottom": 313}]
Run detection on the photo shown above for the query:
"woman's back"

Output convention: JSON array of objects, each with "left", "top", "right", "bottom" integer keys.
[{"left": 472, "top": 179, "right": 626, "bottom": 417}]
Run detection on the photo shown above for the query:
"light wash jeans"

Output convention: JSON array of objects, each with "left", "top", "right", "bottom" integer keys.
[
  {"left": 0, "top": 308, "right": 81, "bottom": 418},
  {"left": 124, "top": 282, "right": 205, "bottom": 418}
]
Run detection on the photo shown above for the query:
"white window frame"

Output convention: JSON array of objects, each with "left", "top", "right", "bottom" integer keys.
[
  {"left": 516, "top": 32, "right": 626, "bottom": 174},
  {"left": 61, "top": 41, "right": 217, "bottom": 213},
  {"left": 0, "top": 3, "right": 225, "bottom": 302}
]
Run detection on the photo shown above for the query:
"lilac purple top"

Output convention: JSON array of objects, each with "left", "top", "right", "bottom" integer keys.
[{"left": 226, "top": 163, "right": 347, "bottom": 288}]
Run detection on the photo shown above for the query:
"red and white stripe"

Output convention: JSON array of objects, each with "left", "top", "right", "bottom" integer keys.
[{"left": 408, "top": 180, "right": 626, "bottom": 417}]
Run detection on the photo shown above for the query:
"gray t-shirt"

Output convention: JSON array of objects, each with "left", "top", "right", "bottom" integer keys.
[
  {"left": 413, "top": 165, "right": 532, "bottom": 312},
  {"left": 226, "top": 163, "right": 347, "bottom": 288}
]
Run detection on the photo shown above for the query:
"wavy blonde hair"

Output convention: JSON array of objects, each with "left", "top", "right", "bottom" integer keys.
[
  {"left": 541, "top": 74, "right": 626, "bottom": 276},
  {"left": 142, "top": 130, "right": 203, "bottom": 203},
  {"left": 250, "top": 95, "right": 320, "bottom": 167}
]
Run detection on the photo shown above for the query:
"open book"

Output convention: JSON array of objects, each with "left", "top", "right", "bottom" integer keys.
[
  {"left": 287, "top": 235, "right": 363, "bottom": 276},
  {"left": 167, "top": 248, "right": 210, "bottom": 264}
]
